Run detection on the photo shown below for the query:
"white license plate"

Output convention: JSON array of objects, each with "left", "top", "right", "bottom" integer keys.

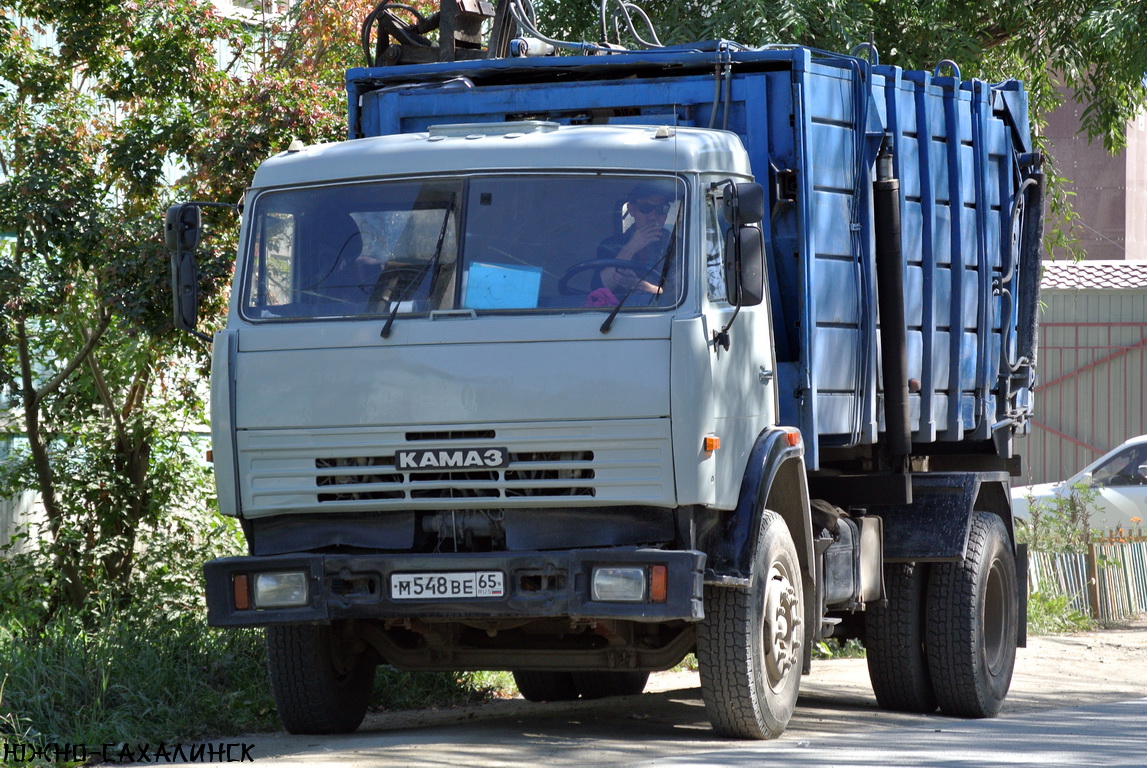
[{"left": 390, "top": 571, "right": 504, "bottom": 600}]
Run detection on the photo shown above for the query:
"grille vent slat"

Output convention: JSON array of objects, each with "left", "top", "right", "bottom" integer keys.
[
  {"left": 315, "top": 448, "right": 596, "bottom": 501},
  {"left": 405, "top": 430, "right": 496, "bottom": 442}
]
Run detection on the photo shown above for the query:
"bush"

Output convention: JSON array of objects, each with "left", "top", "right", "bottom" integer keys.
[
  {"left": 1014, "top": 484, "right": 1103, "bottom": 635},
  {"left": 0, "top": 607, "right": 276, "bottom": 751},
  {"left": 1015, "top": 482, "right": 1097, "bottom": 554},
  {"left": 1026, "top": 590, "right": 1095, "bottom": 635}
]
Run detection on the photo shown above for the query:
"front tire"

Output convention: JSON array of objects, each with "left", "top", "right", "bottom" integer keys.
[
  {"left": 265, "top": 623, "right": 376, "bottom": 734},
  {"left": 697, "top": 510, "right": 804, "bottom": 739},
  {"left": 925, "top": 511, "right": 1019, "bottom": 717}
]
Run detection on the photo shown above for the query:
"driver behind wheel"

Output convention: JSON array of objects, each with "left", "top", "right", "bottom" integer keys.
[
  {"left": 1106, "top": 446, "right": 1147, "bottom": 486},
  {"left": 588, "top": 182, "right": 677, "bottom": 307}
]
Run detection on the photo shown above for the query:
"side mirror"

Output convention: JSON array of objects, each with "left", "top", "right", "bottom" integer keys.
[
  {"left": 165, "top": 204, "right": 201, "bottom": 251},
  {"left": 722, "top": 182, "right": 765, "bottom": 226},
  {"left": 723, "top": 225, "right": 764, "bottom": 307},
  {"left": 171, "top": 249, "right": 199, "bottom": 333},
  {"left": 165, "top": 204, "right": 203, "bottom": 338}
]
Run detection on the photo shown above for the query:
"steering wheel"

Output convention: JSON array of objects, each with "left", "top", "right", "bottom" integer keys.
[
  {"left": 1108, "top": 471, "right": 1144, "bottom": 487},
  {"left": 557, "top": 259, "right": 646, "bottom": 296},
  {"left": 366, "top": 264, "right": 430, "bottom": 308}
]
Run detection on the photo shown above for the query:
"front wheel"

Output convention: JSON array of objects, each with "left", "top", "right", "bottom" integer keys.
[
  {"left": 925, "top": 511, "right": 1019, "bottom": 717},
  {"left": 697, "top": 509, "right": 804, "bottom": 739},
  {"left": 265, "top": 623, "right": 376, "bottom": 734}
]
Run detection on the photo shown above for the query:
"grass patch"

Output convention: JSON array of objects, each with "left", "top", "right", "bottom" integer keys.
[
  {"left": 0, "top": 605, "right": 518, "bottom": 752},
  {"left": 0, "top": 607, "right": 276, "bottom": 751}
]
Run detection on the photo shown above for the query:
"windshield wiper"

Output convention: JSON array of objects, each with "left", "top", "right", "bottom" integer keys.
[
  {"left": 381, "top": 195, "right": 456, "bottom": 339},
  {"left": 599, "top": 253, "right": 672, "bottom": 334}
]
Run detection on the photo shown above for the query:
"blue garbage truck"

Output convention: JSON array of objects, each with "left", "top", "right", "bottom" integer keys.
[{"left": 166, "top": 3, "right": 1043, "bottom": 740}]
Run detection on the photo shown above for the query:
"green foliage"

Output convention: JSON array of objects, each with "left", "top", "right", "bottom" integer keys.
[
  {"left": 0, "top": 494, "right": 274, "bottom": 751},
  {"left": 1027, "top": 590, "right": 1095, "bottom": 635},
  {"left": 0, "top": 0, "right": 243, "bottom": 617},
  {"left": 812, "top": 637, "right": 866, "bottom": 660},
  {"left": 372, "top": 669, "right": 516, "bottom": 710},
  {"left": 1015, "top": 482, "right": 1098, "bottom": 554},
  {"left": 188, "top": 0, "right": 379, "bottom": 203},
  {"left": 672, "top": 653, "right": 699, "bottom": 672},
  {"left": 0, "top": 609, "right": 276, "bottom": 751},
  {"left": 1016, "top": 485, "right": 1103, "bottom": 634}
]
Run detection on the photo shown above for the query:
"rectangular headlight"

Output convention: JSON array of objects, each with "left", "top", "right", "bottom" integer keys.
[
  {"left": 591, "top": 566, "right": 646, "bottom": 602},
  {"left": 253, "top": 571, "right": 309, "bottom": 608}
]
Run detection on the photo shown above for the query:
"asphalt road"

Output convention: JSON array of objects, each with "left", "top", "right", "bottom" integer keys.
[{"left": 233, "top": 621, "right": 1147, "bottom": 767}]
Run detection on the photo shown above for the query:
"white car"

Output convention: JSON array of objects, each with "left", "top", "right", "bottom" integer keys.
[{"left": 1011, "top": 436, "right": 1147, "bottom": 533}]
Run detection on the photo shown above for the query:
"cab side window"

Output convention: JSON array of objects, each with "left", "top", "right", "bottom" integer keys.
[{"left": 704, "top": 193, "right": 731, "bottom": 302}]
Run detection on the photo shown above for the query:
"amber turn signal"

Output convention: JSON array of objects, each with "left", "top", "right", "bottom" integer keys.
[
  {"left": 650, "top": 565, "right": 668, "bottom": 603},
  {"left": 233, "top": 573, "right": 251, "bottom": 611}
]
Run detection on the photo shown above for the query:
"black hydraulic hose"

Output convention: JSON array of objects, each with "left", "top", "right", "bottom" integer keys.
[
  {"left": 1016, "top": 169, "right": 1045, "bottom": 368},
  {"left": 873, "top": 143, "right": 911, "bottom": 468}
]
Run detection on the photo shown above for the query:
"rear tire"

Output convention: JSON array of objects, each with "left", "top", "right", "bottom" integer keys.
[
  {"left": 571, "top": 671, "right": 650, "bottom": 699},
  {"left": 512, "top": 670, "right": 580, "bottom": 702},
  {"left": 265, "top": 623, "right": 376, "bottom": 734},
  {"left": 865, "top": 563, "right": 938, "bottom": 713},
  {"left": 925, "top": 511, "right": 1018, "bottom": 717},
  {"left": 697, "top": 509, "right": 804, "bottom": 739}
]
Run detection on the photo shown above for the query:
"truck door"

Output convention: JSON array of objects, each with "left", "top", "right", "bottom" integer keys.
[{"left": 701, "top": 181, "right": 778, "bottom": 508}]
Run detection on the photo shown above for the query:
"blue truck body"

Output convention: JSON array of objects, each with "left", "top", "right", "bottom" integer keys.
[{"left": 346, "top": 46, "right": 1039, "bottom": 471}]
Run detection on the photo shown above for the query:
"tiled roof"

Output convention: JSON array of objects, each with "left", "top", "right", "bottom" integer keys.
[{"left": 1041, "top": 260, "right": 1147, "bottom": 290}]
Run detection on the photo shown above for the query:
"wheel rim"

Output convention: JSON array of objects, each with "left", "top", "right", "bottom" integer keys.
[
  {"left": 983, "top": 557, "right": 1009, "bottom": 675},
  {"left": 761, "top": 561, "right": 802, "bottom": 690}
]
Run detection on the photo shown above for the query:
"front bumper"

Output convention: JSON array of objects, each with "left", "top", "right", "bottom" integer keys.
[{"left": 204, "top": 547, "right": 705, "bottom": 627}]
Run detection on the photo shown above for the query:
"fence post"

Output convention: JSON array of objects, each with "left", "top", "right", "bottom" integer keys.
[{"left": 1086, "top": 542, "right": 1101, "bottom": 621}]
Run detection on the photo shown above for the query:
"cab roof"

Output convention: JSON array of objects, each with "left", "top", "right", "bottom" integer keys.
[{"left": 250, "top": 123, "right": 752, "bottom": 189}]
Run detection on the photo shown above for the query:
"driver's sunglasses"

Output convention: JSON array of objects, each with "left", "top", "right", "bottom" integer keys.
[{"left": 633, "top": 201, "right": 672, "bottom": 215}]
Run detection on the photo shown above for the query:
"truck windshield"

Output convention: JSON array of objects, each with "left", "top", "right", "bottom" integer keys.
[{"left": 241, "top": 175, "right": 686, "bottom": 320}]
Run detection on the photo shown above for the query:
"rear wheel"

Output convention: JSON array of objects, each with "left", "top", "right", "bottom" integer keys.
[
  {"left": 865, "top": 563, "right": 938, "bottom": 713},
  {"left": 571, "top": 671, "right": 650, "bottom": 699},
  {"left": 925, "top": 511, "right": 1018, "bottom": 717},
  {"left": 512, "top": 670, "right": 580, "bottom": 702},
  {"left": 697, "top": 510, "right": 804, "bottom": 739},
  {"left": 265, "top": 623, "right": 376, "bottom": 734}
]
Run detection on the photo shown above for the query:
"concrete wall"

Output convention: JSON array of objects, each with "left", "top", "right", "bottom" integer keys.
[
  {"left": 1043, "top": 89, "right": 1147, "bottom": 262},
  {"left": 1126, "top": 112, "right": 1147, "bottom": 261}
]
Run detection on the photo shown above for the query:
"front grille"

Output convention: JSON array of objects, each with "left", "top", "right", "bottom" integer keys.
[
  {"left": 238, "top": 419, "right": 672, "bottom": 515},
  {"left": 315, "top": 448, "right": 596, "bottom": 501},
  {"left": 315, "top": 456, "right": 403, "bottom": 502}
]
